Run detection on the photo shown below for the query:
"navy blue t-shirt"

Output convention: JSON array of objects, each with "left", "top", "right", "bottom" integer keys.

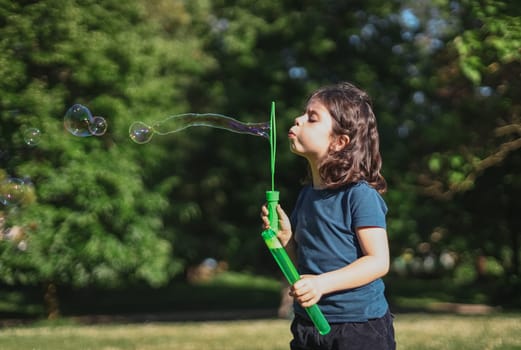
[{"left": 290, "top": 181, "right": 389, "bottom": 322}]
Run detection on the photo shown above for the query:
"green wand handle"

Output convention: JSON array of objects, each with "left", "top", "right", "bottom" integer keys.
[{"left": 262, "top": 190, "right": 331, "bottom": 336}]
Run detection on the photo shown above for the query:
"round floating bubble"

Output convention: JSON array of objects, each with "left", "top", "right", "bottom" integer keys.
[
  {"left": 129, "top": 113, "right": 270, "bottom": 144},
  {"left": 89, "top": 116, "right": 108, "bottom": 136},
  {"left": 23, "top": 128, "right": 41, "bottom": 146},
  {"left": 129, "top": 122, "right": 154, "bottom": 144},
  {"left": 64, "top": 104, "right": 94, "bottom": 137},
  {"left": 0, "top": 177, "right": 26, "bottom": 206}
]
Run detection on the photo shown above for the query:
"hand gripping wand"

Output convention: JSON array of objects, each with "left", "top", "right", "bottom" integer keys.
[{"left": 261, "top": 102, "right": 331, "bottom": 336}]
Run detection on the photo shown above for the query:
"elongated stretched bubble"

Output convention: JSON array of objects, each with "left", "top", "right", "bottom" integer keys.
[{"left": 129, "top": 113, "right": 270, "bottom": 144}]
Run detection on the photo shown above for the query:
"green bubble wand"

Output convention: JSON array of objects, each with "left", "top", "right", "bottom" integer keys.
[{"left": 261, "top": 102, "right": 331, "bottom": 336}]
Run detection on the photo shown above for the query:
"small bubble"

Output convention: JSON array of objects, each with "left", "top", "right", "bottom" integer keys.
[
  {"left": 129, "top": 122, "right": 154, "bottom": 144},
  {"left": 89, "top": 116, "right": 108, "bottom": 136},
  {"left": 23, "top": 128, "right": 41, "bottom": 146},
  {"left": 0, "top": 178, "right": 26, "bottom": 206}
]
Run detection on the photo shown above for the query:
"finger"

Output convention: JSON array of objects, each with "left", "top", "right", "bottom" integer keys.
[
  {"left": 296, "top": 292, "right": 316, "bottom": 306},
  {"left": 277, "top": 207, "right": 291, "bottom": 229},
  {"left": 300, "top": 297, "right": 318, "bottom": 308},
  {"left": 292, "top": 279, "right": 307, "bottom": 291},
  {"left": 276, "top": 205, "right": 288, "bottom": 220},
  {"left": 260, "top": 206, "right": 270, "bottom": 224},
  {"left": 292, "top": 284, "right": 310, "bottom": 298}
]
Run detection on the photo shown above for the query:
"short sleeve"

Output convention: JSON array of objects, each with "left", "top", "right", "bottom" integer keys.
[{"left": 349, "top": 183, "right": 387, "bottom": 229}]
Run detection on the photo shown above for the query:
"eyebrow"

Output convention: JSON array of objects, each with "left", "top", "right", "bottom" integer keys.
[{"left": 306, "top": 106, "right": 319, "bottom": 116}]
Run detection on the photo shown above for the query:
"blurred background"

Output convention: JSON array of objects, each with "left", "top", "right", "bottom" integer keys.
[{"left": 0, "top": 0, "right": 519, "bottom": 321}]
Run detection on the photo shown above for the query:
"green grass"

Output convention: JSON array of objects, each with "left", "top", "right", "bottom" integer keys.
[
  {"left": 395, "top": 313, "right": 521, "bottom": 349},
  {"left": 1, "top": 272, "right": 520, "bottom": 349},
  {"left": 0, "top": 313, "right": 520, "bottom": 350}
]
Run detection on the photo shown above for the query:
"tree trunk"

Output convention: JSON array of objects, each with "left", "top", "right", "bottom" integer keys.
[
  {"left": 507, "top": 194, "right": 520, "bottom": 277},
  {"left": 43, "top": 281, "right": 60, "bottom": 320},
  {"left": 510, "top": 224, "right": 520, "bottom": 276}
]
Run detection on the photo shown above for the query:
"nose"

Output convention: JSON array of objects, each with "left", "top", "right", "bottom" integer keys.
[{"left": 294, "top": 115, "right": 303, "bottom": 126}]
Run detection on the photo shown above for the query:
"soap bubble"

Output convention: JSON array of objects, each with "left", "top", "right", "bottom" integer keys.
[
  {"left": 129, "top": 113, "right": 270, "bottom": 144},
  {"left": 129, "top": 122, "right": 154, "bottom": 144},
  {"left": 89, "top": 116, "right": 108, "bottom": 136},
  {"left": 23, "top": 128, "right": 41, "bottom": 146},
  {"left": 64, "top": 104, "right": 107, "bottom": 137},
  {"left": 0, "top": 177, "right": 27, "bottom": 206},
  {"left": 64, "top": 104, "right": 93, "bottom": 137}
]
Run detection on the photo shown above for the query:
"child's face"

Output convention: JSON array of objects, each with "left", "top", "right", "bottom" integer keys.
[{"left": 288, "top": 98, "right": 335, "bottom": 163}]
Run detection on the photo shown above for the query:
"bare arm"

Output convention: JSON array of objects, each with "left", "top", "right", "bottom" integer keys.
[{"left": 291, "top": 226, "right": 390, "bottom": 308}]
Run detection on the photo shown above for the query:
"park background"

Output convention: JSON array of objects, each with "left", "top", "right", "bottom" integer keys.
[{"left": 0, "top": 0, "right": 520, "bottom": 348}]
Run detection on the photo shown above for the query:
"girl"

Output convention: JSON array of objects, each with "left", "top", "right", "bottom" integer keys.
[{"left": 261, "top": 82, "right": 395, "bottom": 349}]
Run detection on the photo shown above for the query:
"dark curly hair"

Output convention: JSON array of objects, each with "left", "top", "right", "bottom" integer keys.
[{"left": 308, "top": 82, "right": 387, "bottom": 193}]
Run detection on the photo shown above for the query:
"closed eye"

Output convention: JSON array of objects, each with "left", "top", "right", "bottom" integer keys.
[{"left": 307, "top": 111, "right": 318, "bottom": 122}]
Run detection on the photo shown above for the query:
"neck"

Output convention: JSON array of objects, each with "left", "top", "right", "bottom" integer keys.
[{"left": 308, "top": 160, "right": 326, "bottom": 189}]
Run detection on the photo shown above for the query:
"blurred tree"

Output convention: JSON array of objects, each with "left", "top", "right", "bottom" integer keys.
[
  {"left": 1, "top": 0, "right": 519, "bottom": 317},
  {"left": 0, "top": 0, "right": 214, "bottom": 318},
  {"left": 402, "top": 0, "right": 521, "bottom": 278},
  {"left": 416, "top": 0, "right": 521, "bottom": 199},
  {"left": 182, "top": 0, "right": 413, "bottom": 272},
  {"left": 185, "top": 0, "right": 520, "bottom": 287}
]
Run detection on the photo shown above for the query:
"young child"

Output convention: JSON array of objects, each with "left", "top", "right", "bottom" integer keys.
[{"left": 261, "top": 82, "right": 395, "bottom": 349}]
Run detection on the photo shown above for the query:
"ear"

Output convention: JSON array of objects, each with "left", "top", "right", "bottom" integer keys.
[{"left": 332, "top": 134, "right": 350, "bottom": 152}]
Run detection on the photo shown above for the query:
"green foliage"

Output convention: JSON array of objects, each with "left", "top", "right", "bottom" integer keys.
[
  {"left": 0, "top": 0, "right": 520, "bottom": 316},
  {"left": 0, "top": 0, "right": 214, "bottom": 294},
  {"left": 456, "top": 0, "right": 521, "bottom": 84}
]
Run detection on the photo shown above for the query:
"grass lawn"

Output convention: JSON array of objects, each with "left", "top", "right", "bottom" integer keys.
[
  {"left": 1, "top": 272, "right": 520, "bottom": 349},
  {"left": 0, "top": 313, "right": 520, "bottom": 350}
]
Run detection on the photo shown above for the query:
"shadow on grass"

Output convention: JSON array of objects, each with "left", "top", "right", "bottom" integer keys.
[
  {"left": 1, "top": 273, "right": 519, "bottom": 327},
  {"left": 384, "top": 275, "right": 520, "bottom": 313},
  {"left": 0, "top": 272, "right": 283, "bottom": 326}
]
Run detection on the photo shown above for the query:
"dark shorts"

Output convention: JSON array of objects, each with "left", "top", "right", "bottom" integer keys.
[{"left": 290, "top": 309, "right": 396, "bottom": 350}]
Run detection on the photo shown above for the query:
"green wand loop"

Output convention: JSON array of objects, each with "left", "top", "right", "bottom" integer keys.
[{"left": 261, "top": 102, "right": 331, "bottom": 336}]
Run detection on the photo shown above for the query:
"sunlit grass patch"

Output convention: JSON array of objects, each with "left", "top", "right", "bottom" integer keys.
[{"left": 0, "top": 313, "right": 520, "bottom": 350}]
